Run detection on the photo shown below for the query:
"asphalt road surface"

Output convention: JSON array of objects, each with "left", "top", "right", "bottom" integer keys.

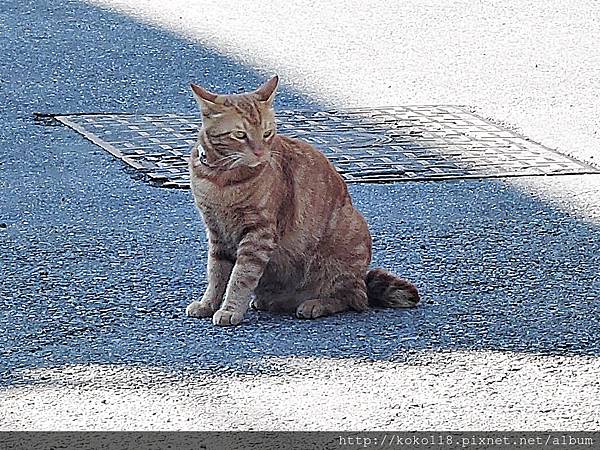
[{"left": 0, "top": 0, "right": 599, "bottom": 430}]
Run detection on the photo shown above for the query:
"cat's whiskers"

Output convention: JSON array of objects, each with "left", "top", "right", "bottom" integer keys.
[
  {"left": 195, "top": 151, "right": 239, "bottom": 169},
  {"left": 229, "top": 153, "right": 267, "bottom": 169},
  {"left": 214, "top": 153, "right": 243, "bottom": 169},
  {"left": 214, "top": 153, "right": 239, "bottom": 164},
  {"left": 228, "top": 157, "right": 247, "bottom": 169}
]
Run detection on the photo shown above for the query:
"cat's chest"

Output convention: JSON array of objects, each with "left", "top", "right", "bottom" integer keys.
[
  {"left": 191, "top": 172, "right": 276, "bottom": 246},
  {"left": 202, "top": 205, "right": 243, "bottom": 239},
  {"left": 195, "top": 192, "right": 266, "bottom": 246}
]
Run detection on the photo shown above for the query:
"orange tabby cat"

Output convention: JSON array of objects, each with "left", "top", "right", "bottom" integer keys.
[{"left": 186, "top": 76, "right": 419, "bottom": 326}]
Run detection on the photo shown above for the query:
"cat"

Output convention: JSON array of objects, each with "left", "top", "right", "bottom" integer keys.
[{"left": 185, "top": 75, "right": 420, "bottom": 326}]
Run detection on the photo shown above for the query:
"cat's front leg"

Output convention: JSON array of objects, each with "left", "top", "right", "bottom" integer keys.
[
  {"left": 213, "top": 227, "right": 277, "bottom": 326},
  {"left": 186, "top": 233, "right": 234, "bottom": 318}
]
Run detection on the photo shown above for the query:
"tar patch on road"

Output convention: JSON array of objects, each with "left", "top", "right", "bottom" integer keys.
[{"left": 44, "top": 106, "right": 599, "bottom": 187}]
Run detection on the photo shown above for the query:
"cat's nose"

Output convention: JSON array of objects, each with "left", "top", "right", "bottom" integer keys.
[{"left": 253, "top": 147, "right": 265, "bottom": 157}]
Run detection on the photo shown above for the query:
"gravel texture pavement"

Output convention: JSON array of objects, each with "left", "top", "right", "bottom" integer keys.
[{"left": 0, "top": 0, "right": 599, "bottom": 431}]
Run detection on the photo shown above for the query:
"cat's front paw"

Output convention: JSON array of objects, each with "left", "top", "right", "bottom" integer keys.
[
  {"left": 186, "top": 300, "right": 217, "bottom": 318},
  {"left": 212, "top": 308, "right": 244, "bottom": 326}
]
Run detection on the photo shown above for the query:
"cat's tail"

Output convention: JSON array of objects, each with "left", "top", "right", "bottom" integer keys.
[{"left": 365, "top": 268, "right": 420, "bottom": 308}]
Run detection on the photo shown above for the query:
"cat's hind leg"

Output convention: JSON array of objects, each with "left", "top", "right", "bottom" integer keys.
[
  {"left": 296, "top": 275, "right": 369, "bottom": 319},
  {"left": 296, "top": 297, "right": 350, "bottom": 319}
]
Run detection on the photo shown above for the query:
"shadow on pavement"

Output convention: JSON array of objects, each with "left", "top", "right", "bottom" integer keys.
[{"left": 0, "top": 0, "right": 598, "bottom": 386}]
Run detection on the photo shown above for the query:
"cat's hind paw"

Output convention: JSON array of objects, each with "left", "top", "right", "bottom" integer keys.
[
  {"left": 186, "top": 300, "right": 216, "bottom": 319},
  {"left": 212, "top": 308, "right": 244, "bottom": 326},
  {"left": 296, "top": 299, "right": 325, "bottom": 319}
]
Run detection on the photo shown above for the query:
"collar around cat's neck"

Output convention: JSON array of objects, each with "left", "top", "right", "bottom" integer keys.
[{"left": 198, "top": 149, "right": 227, "bottom": 170}]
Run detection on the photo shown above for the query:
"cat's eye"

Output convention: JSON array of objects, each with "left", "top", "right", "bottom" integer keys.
[
  {"left": 263, "top": 130, "right": 274, "bottom": 139},
  {"left": 232, "top": 130, "right": 247, "bottom": 139}
]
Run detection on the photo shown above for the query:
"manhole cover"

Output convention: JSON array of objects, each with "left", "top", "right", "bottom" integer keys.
[{"left": 51, "top": 106, "right": 598, "bottom": 187}]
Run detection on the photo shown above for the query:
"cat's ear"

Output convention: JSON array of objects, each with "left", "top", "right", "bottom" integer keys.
[
  {"left": 254, "top": 75, "right": 279, "bottom": 104},
  {"left": 191, "top": 83, "right": 226, "bottom": 117}
]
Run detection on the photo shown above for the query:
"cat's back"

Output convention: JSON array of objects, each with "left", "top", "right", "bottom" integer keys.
[{"left": 276, "top": 135, "right": 350, "bottom": 202}]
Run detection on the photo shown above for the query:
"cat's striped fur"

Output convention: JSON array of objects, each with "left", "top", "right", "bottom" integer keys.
[{"left": 186, "top": 76, "right": 419, "bottom": 326}]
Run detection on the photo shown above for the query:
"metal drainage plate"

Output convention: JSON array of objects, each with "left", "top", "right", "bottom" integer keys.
[{"left": 53, "top": 106, "right": 598, "bottom": 188}]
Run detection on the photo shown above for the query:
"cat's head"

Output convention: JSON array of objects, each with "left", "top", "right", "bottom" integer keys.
[{"left": 191, "top": 76, "right": 279, "bottom": 169}]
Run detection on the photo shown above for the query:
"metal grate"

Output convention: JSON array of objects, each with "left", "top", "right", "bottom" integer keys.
[{"left": 53, "top": 106, "right": 599, "bottom": 187}]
